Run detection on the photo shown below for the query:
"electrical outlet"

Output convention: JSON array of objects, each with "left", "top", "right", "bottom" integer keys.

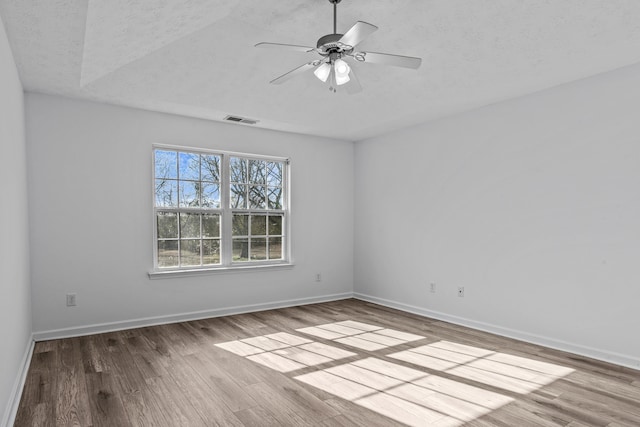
[
  {"left": 457, "top": 287, "right": 464, "bottom": 297},
  {"left": 430, "top": 283, "right": 436, "bottom": 293},
  {"left": 315, "top": 273, "right": 321, "bottom": 282},
  {"left": 66, "top": 293, "right": 77, "bottom": 306}
]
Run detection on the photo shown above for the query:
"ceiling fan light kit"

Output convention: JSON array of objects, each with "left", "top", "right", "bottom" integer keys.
[{"left": 256, "top": 0, "right": 422, "bottom": 94}]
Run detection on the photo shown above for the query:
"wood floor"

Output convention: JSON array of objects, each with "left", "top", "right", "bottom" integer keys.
[{"left": 14, "top": 299, "right": 640, "bottom": 426}]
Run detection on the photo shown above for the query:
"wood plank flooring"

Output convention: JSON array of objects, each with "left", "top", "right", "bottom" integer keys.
[{"left": 14, "top": 299, "right": 640, "bottom": 426}]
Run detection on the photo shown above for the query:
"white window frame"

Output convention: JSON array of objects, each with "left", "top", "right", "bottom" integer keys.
[{"left": 150, "top": 144, "right": 291, "bottom": 278}]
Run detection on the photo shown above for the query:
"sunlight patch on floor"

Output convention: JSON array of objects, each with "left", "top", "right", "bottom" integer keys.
[
  {"left": 215, "top": 322, "right": 575, "bottom": 426},
  {"left": 296, "top": 320, "right": 424, "bottom": 351},
  {"left": 295, "top": 357, "right": 514, "bottom": 427},
  {"left": 389, "top": 340, "right": 575, "bottom": 394},
  {"left": 215, "top": 332, "right": 356, "bottom": 372}
]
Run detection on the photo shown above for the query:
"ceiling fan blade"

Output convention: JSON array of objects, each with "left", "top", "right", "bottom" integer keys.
[
  {"left": 339, "top": 21, "right": 378, "bottom": 49},
  {"left": 255, "top": 42, "right": 316, "bottom": 53},
  {"left": 356, "top": 51, "right": 422, "bottom": 69},
  {"left": 345, "top": 68, "right": 362, "bottom": 95},
  {"left": 269, "top": 61, "right": 316, "bottom": 85}
]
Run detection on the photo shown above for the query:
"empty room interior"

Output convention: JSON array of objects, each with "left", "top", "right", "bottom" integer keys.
[{"left": 1, "top": 1, "right": 640, "bottom": 426}]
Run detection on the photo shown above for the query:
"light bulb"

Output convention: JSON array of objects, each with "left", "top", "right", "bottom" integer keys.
[
  {"left": 333, "top": 59, "right": 351, "bottom": 85},
  {"left": 314, "top": 63, "right": 331, "bottom": 82}
]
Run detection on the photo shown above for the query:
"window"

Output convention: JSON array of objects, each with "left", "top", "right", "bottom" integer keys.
[{"left": 153, "top": 146, "right": 289, "bottom": 272}]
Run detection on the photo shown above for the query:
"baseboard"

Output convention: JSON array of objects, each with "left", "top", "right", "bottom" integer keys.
[
  {"left": 33, "top": 292, "right": 354, "bottom": 341},
  {"left": 354, "top": 292, "right": 640, "bottom": 371},
  {"left": 2, "top": 336, "right": 34, "bottom": 427}
]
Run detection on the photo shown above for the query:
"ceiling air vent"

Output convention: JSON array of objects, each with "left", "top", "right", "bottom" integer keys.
[{"left": 223, "top": 115, "right": 259, "bottom": 125}]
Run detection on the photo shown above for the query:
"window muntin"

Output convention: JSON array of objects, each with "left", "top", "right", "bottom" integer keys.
[{"left": 153, "top": 147, "right": 288, "bottom": 271}]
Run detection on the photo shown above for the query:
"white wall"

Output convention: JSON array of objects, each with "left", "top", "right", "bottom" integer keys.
[
  {"left": 0, "top": 14, "right": 32, "bottom": 427},
  {"left": 355, "top": 64, "right": 640, "bottom": 368},
  {"left": 26, "top": 93, "right": 354, "bottom": 336}
]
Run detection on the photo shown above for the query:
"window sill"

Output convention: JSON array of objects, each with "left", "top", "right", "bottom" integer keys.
[{"left": 148, "top": 262, "right": 295, "bottom": 280}]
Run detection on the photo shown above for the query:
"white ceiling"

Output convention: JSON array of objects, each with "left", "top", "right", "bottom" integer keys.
[{"left": 2, "top": 0, "right": 640, "bottom": 141}]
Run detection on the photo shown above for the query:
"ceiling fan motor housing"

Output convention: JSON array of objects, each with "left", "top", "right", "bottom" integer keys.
[
  {"left": 317, "top": 33, "right": 342, "bottom": 50},
  {"left": 317, "top": 33, "right": 353, "bottom": 58}
]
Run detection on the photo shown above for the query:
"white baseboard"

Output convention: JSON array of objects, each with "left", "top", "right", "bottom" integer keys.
[
  {"left": 2, "top": 336, "right": 34, "bottom": 427},
  {"left": 354, "top": 292, "right": 640, "bottom": 371},
  {"left": 33, "top": 292, "right": 354, "bottom": 341}
]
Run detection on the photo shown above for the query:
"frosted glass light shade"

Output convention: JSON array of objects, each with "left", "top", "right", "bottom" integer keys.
[
  {"left": 314, "top": 63, "right": 331, "bottom": 82},
  {"left": 334, "top": 59, "right": 350, "bottom": 85}
]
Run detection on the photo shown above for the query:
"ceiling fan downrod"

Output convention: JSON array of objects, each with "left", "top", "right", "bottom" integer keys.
[{"left": 329, "top": 0, "right": 342, "bottom": 34}]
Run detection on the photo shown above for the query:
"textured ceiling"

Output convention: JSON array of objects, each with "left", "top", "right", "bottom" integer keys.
[{"left": 2, "top": 0, "right": 640, "bottom": 141}]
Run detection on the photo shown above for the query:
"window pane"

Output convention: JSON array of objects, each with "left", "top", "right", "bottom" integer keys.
[
  {"left": 267, "top": 187, "right": 283, "bottom": 210},
  {"left": 230, "top": 157, "right": 247, "bottom": 183},
  {"left": 230, "top": 184, "right": 247, "bottom": 209},
  {"left": 251, "top": 215, "right": 267, "bottom": 236},
  {"left": 179, "top": 181, "right": 200, "bottom": 207},
  {"left": 180, "top": 213, "right": 200, "bottom": 238},
  {"left": 233, "top": 238, "right": 249, "bottom": 261},
  {"left": 180, "top": 239, "right": 200, "bottom": 266},
  {"left": 249, "top": 185, "right": 266, "bottom": 209},
  {"left": 268, "top": 215, "right": 282, "bottom": 236},
  {"left": 158, "top": 240, "right": 178, "bottom": 267},
  {"left": 203, "top": 239, "right": 220, "bottom": 265},
  {"left": 155, "top": 150, "right": 177, "bottom": 179},
  {"left": 155, "top": 179, "right": 178, "bottom": 207},
  {"left": 232, "top": 214, "right": 248, "bottom": 236},
  {"left": 157, "top": 212, "right": 178, "bottom": 238},
  {"left": 251, "top": 238, "right": 267, "bottom": 261},
  {"left": 249, "top": 159, "right": 265, "bottom": 184},
  {"left": 203, "top": 214, "right": 220, "bottom": 238},
  {"left": 269, "top": 237, "right": 282, "bottom": 260},
  {"left": 179, "top": 152, "right": 200, "bottom": 180},
  {"left": 202, "top": 155, "right": 220, "bottom": 182},
  {"left": 267, "top": 162, "right": 282, "bottom": 186},
  {"left": 202, "top": 183, "right": 220, "bottom": 208}
]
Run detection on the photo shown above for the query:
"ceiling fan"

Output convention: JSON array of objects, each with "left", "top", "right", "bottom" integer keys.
[{"left": 255, "top": 0, "right": 422, "bottom": 93}]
